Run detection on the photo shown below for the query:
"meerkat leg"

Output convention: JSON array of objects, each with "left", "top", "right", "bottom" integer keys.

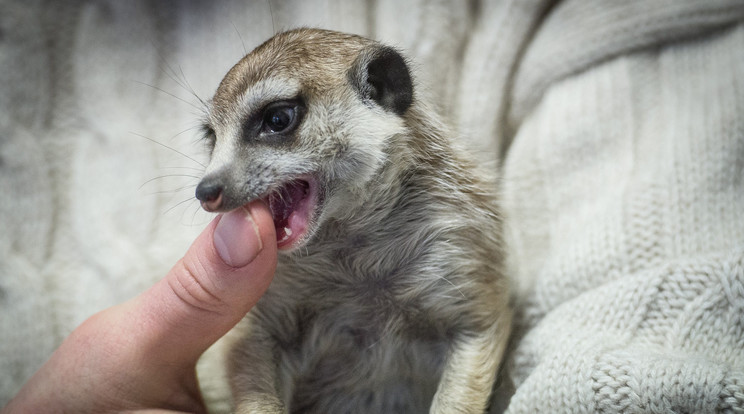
[
  {"left": 230, "top": 326, "right": 286, "bottom": 414},
  {"left": 429, "top": 317, "right": 511, "bottom": 414}
]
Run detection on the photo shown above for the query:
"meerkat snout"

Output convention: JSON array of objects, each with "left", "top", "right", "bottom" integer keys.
[{"left": 195, "top": 176, "right": 225, "bottom": 212}]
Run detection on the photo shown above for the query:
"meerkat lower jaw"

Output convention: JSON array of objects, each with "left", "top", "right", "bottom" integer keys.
[{"left": 263, "top": 175, "right": 319, "bottom": 250}]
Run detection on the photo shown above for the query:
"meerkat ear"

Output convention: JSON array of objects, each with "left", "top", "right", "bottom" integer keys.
[{"left": 349, "top": 45, "right": 413, "bottom": 115}]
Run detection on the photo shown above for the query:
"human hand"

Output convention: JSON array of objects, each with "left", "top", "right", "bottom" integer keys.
[{"left": 2, "top": 201, "right": 277, "bottom": 414}]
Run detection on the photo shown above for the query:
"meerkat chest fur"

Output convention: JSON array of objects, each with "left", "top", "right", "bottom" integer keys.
[{"left": 197, "top": 28, "right": 510, "bottom": 414}]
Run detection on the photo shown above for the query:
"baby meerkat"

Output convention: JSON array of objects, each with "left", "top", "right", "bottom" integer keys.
[{"left": 195, "top": 28, "right": 511, "bottom": 414}]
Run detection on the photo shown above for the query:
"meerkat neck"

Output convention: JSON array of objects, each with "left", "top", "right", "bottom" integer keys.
[{"left": 315, "top": 105, "right": 461, "bottom": 245}]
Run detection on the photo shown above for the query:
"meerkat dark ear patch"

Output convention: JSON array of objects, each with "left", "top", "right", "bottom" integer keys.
[{"left": 350, "top": 46, "right": 413, "bottom": 115}]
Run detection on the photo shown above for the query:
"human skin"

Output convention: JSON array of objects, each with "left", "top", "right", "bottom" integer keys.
[{"left": 2, "top": 201, "right": 277, "bottom": 414}]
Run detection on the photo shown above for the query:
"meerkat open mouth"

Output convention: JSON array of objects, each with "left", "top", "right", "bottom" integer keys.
[{"left": 263, "top": 176, "right": 319, "bottom": 250}]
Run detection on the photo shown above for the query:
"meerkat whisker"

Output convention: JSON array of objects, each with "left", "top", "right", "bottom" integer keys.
[{"left": 131, "top": 132, "right": 206, "bottom": 168}]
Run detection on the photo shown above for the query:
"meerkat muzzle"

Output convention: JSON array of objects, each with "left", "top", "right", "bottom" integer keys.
[{"left": 196, "top": 172, "right": 320, "bottom": 249}]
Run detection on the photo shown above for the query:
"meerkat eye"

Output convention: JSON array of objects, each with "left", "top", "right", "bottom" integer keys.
[{"left": 261, "top": 102, "right": 299, "bottom": 134}]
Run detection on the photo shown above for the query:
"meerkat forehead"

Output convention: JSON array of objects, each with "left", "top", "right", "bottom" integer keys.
[{"left": 209, "top": 28, "right": 374, "bottom": 125}]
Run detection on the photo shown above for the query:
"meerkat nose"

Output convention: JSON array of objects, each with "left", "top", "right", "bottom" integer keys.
[{"left": 195, "top": 180, "right": 224, "bottom": 212}]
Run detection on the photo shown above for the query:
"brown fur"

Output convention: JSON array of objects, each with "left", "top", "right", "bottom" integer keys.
[{"left": 199, "top": 28, "right": 511, "bottom": 414}]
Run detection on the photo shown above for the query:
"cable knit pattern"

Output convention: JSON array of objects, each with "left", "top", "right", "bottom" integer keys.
[
  {"left": 2, "top": 1, "right": 743, "bottom": 412},
  {"left": 502, "top": 15, "right": 744, "bottom": 413},
  {"left": 508, "top": 0, "right": 744, "bottom": 128}
]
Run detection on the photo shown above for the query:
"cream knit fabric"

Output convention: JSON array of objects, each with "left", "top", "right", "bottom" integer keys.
[
  {"left": 1, "top": 1, "right": 743, "bottom": 412},
  {"left": 499, "top": 3, "right": 744, "bottom": 412}
]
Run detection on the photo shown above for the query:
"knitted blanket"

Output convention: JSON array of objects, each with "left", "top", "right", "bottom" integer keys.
[{"left": 2, "top": 1, "right": 743, "bottom": 412}]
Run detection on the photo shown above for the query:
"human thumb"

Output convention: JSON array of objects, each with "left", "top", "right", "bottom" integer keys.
[
  {"left": 132, "top": 200, "right": 278, "bottom": 363},
  {"left": 0, "top": 201, "right": 278, "bottom": 413}
]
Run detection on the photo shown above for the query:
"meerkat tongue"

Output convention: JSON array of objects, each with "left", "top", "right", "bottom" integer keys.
[{"left": 266, "top": 179, "right": 312, "bottom": 247}]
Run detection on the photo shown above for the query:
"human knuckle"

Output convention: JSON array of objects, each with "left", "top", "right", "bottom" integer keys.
[{"left": 169, "top": 261, "right": 228, "bottom": 316}]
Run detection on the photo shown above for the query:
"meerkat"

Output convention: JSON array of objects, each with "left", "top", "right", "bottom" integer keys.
[{"left": 194, "top": 28, "right": 511, "bottom": 414}]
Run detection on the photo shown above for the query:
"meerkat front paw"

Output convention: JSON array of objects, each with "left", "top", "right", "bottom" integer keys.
[{"left": 234, "top": 394, "right": 285, "bottom": 414}]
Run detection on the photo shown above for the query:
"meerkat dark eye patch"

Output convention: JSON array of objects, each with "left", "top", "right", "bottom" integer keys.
[
  {"left": 240, "top": 99, "right": 305, "bottom": 143},
  {"left": 261, "top": 100, "right": 305, "bottom": 134},
  {"left": 243, "top": 99, "right": 305, "bottom": 143},
  {"left": 262, "top": 102, "right": 296, "bottom": 133},
  {"left": 349, "top": 45, "right": 413, "bottom": 116}
]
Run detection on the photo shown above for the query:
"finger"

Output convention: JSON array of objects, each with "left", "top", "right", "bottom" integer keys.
[
  {"left": 3, "top": 202, "right": 278, "bottom": 413},
  {"left": 131, "top": 200, "right": 278, "bottom": 364}
]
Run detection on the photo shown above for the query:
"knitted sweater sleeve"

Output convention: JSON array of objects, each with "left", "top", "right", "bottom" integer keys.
[{"left": 499, "top": 2, "right": 744, "bottom": 411}]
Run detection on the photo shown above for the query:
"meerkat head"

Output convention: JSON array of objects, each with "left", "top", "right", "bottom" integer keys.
[{"left": 195, "top": 28, "right": 414, "bottom": 250}]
